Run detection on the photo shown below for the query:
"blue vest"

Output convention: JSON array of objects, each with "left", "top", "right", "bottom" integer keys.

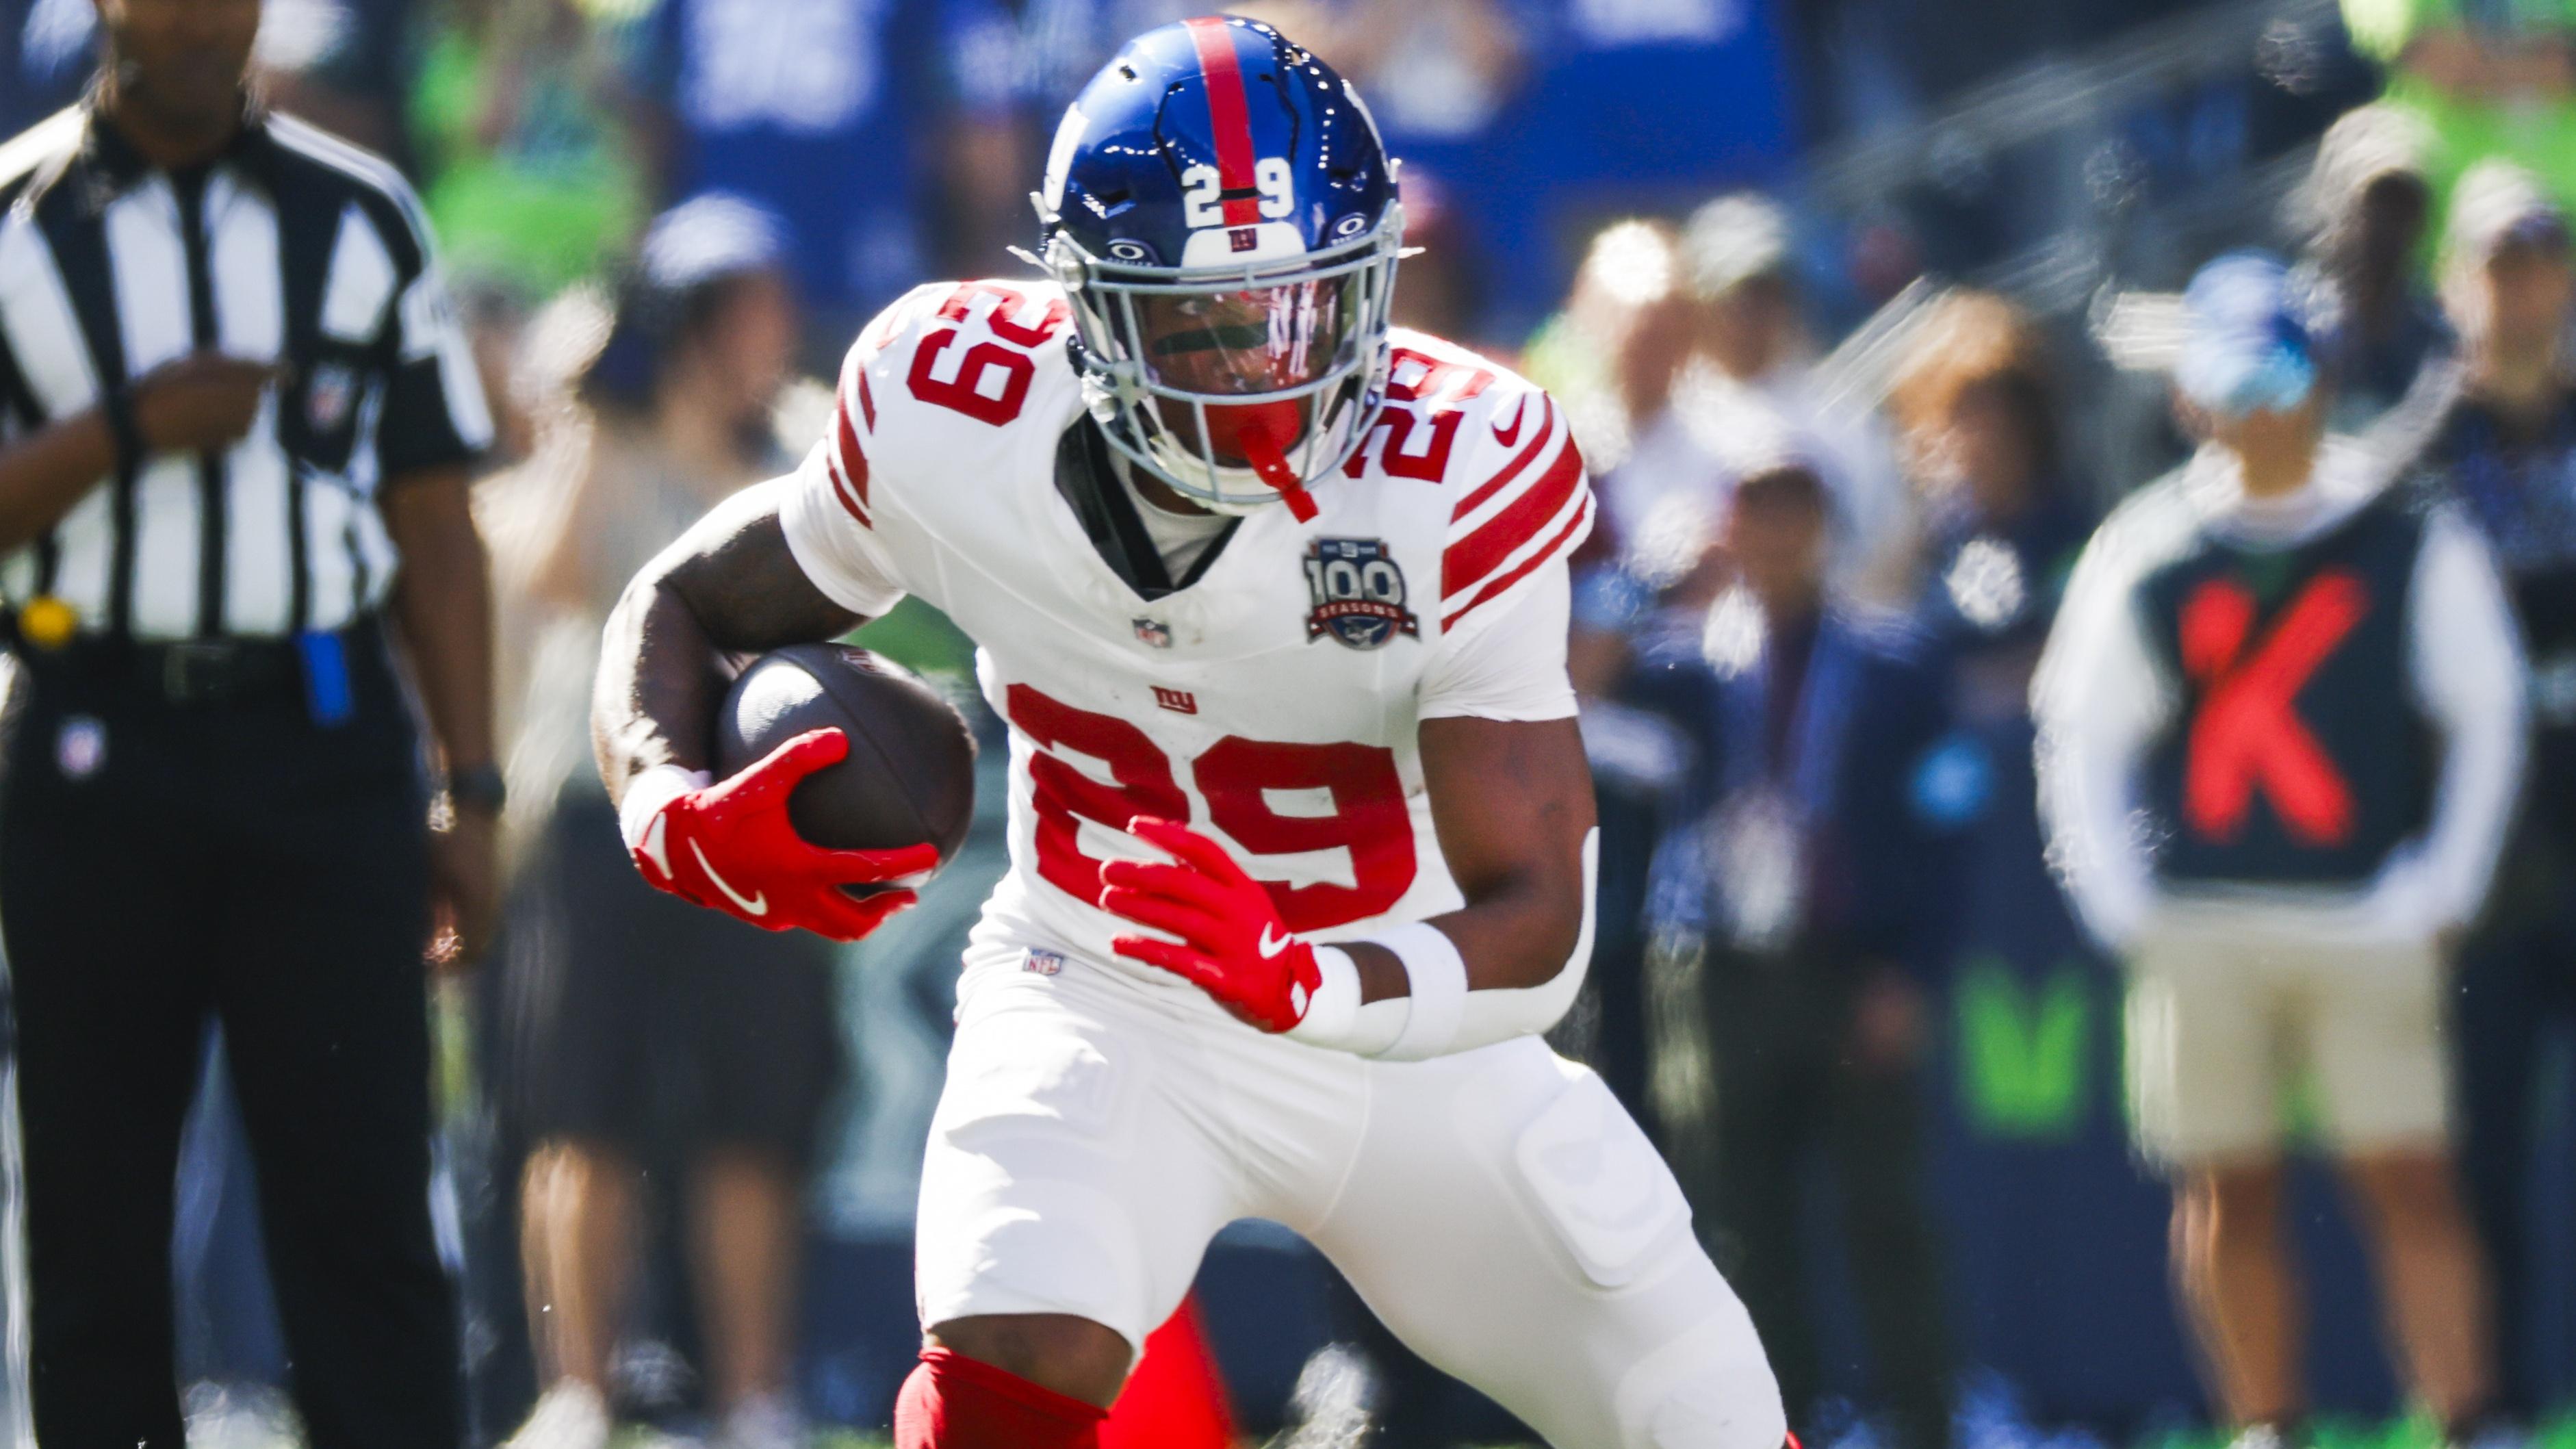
[{"left": 2136, "top": 493, "right": 2434, "bottom": 887}]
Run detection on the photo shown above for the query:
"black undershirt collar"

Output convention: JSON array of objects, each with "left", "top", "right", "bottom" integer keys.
[{"left": 1053, "top": 418, "right": 1240, "bottom": 602}]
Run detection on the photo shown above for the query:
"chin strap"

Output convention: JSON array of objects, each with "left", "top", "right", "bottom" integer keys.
[{"left": 1235, "top": 423, "right": 1319, "bottom": 522}]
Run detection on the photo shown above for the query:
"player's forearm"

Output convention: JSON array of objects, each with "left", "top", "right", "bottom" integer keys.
[
  {"left": 1293, "top": 716, "right": 1597, "bottom": 1060},
  {"left": 1352, "top": 849, "right": 1587, "bottom": 1004},
  {"left": 591, "top": 489, "right": 865, "bottom": 805},
  {"left": 593, "top": 572, "right": 725, "bottom": 801}
]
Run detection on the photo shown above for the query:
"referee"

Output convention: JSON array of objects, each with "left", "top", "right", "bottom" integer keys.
[{"left": 0, "top": 1, "right": 495, "bottom": 1445}]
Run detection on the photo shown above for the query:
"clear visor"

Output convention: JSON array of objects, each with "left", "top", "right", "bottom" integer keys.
[
  {"left": 1047, "top": 210, "right": 1402, "bottom": 512},
  {"left": 1124, "top": 278, "right": 1356, "bottom": 397}
]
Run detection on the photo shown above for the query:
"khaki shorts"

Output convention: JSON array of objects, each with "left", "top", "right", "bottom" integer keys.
[{"left": 2124, "top": 928, "right": 2452, "bottom": 1170}]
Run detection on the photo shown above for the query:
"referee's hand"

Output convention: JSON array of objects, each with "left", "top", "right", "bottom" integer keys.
[
  {"left": 428, "top": 805, "right": 500, "bottom": 973},
  {"left": 133, "top": 352, "right": 283, "bottom": 454}
]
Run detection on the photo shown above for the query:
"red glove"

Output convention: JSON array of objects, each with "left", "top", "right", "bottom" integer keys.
[
  {"left": 624, "top": 729, "right": 938, "bottom": 943},
  {"left": 1100, "top": 817, "right": 1321, "bottom": 1032}
]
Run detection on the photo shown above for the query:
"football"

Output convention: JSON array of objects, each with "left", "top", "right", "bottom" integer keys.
[{"left": 713, "top": 643, "right": 977, "bottom": 871}]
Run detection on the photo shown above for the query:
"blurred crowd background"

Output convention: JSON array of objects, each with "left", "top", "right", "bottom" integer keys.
[{"left": 16, "top": 0, "right": 2576, "bottom": 1441}]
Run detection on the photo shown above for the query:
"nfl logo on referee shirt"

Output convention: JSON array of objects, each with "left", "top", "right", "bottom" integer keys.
[
  {"left": 307, "top": 363, "right": 357, "bottom": 435},
  {"left": 1303, "top": 539, "right": 1418, "bottom": 650},
  {"left": 55, "top": 716, "right": 105, "bottom": 782}
]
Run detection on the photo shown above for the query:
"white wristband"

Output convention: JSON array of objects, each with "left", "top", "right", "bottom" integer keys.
[
  {"left": 1286, "top": 946, "right": 1362, "bottom": 1047},
  {"left": 617, "top": 763, "right": 711, "bottom": 860},
  {"left": 1373, "top": 921, "right": 1469, "bottom": 1062}
]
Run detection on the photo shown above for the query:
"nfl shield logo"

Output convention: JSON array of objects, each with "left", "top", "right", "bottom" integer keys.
[
  {"left": 55, "top": 715, "right": 105, "bottom": 781},
  {"left": 1303, "top": 539, "right": 1419, "bottom": 650},
  {"left": 307, "top": 363, "right": 357, "bottom": 435},
  {"left": 1023, "top": 948, "right": 1066, "bottom": 976},
  {"left": 1133, "top": 617, "right": 1173, "bottom": 649}
]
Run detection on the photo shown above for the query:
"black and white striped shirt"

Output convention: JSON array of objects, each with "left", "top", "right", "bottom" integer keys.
[{"left": 0, "top": 99, "right": 491, "bottom": 642}]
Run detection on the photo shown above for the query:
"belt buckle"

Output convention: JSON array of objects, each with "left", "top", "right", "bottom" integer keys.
[{"left": 161, "top": 641, "right": 240, "bottom": 704}]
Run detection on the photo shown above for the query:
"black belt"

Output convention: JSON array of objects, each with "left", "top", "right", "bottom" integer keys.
[{"left": 9, "top": 617, "right": 378, "bottom": 708}]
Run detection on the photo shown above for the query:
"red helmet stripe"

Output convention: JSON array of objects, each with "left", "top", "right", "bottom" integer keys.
[{"left": 1183, "top": 17, "right": 1264, "bottom": 227}]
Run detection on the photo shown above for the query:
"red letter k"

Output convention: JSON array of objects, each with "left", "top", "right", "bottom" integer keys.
[{"left": 2175, "top": 569, "right": 2368, "bottom": 847}]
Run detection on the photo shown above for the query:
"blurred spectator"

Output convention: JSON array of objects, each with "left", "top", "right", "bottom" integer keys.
[
  {"left": 0, "top": 0, "right": 98, "bottom": 133},
  {"left": 1888, "top": 290, "right": 2094, "bottom": 862},
  {"left": 2035, "top": 251, "right": 2521, "bottom": 1449},
  {"left": 1240, "top": 0, "right": 1524, "bottom": 153},
  {"left": 2292, "top": 104, "right": 2454, "bottom": 431},
  {"left": 1537, "top": 219, "right": 1700, "bottom": 1116},
  {"left": 1888, "top": 290, "right": 2094, "bottom": 663},
  {"left": 255, "top": 0, "right": 422, "bottom": 162},
  {"left": 1583, "top": 214, "right": 1743, "bottom": 591},
  {"left": 1521, "top": 218, "right": 1688, "bottom": 504},
  {"left": 631, "top": 0, "right": 950, "bottom": 350},
  {"left": 409, "top": 0, "right": 649, "bottom": 303},
  {"left": 2345, "top": 0, "right": 2576, "bottom": 214},
  {"left": 1386, "top": 167, "right": 1494, "bottom": 352},
  {"left": 1647, "top": 193, "right": 1910, "bottom": 594},
  {"left": 2417, "top": 158, "right": 2576, "bottom": 1431},
  {"left": 929, "top": 0, "right": 1202, "bottom": 276},
  {"left": 1625, "top": 455, "right": 1955, "bottom": 1449},
  {"left": 481, "top": 197, "right": 834, "bottom": 1449}
]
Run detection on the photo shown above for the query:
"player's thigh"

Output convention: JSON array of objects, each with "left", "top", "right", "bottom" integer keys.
[
  {"left": 1307, "top": 1038, "right": 1784, "bottom": 1449},
  {"left": 916, "top": 974, "right": 1237, "bottom": 1358},
  {"left": 2305, "top": 940, "right": 2451, "bottom": 1155},
  {"left": 2124, "top": 934, "right": 2280, "bottom": 1170}
]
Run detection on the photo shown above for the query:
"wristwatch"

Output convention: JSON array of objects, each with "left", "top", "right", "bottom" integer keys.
[{"left": 449, "top": 763, "right": 507, "bottom": 815}]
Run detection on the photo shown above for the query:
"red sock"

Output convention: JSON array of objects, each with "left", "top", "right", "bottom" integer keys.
[
  {"left": 894, "top": 1347, "right": 1109, "bottom": 1448},
  {"left": 1100, "top": 1296, "right": 1235, "bottom": 1449}
]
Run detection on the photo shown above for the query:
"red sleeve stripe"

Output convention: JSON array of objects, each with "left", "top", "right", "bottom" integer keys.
[
  {"left": 829, "top": 402, "right": 873, "bottom": 528},
  {"left": 857, "top": 368, "right": 877, "bottom": 431},
  {"left": 1441, "top": 431, "right": 1584, "bottom": 598},
  {"left": 1441, "top": 493, "right": 1589, "bottom": 631},
  {"left": 1450, "top": 395, "right": 1557, "bottom": 522}
]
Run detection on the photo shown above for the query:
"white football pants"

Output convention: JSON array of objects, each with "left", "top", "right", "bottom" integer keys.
[{"left": 913, "top": 947, "right": 1783, "bottom": 1449}]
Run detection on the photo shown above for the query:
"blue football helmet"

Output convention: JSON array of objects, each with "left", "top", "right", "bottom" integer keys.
[{"left": 1037, "top": 16, "right": 1402, "bottom": 515}]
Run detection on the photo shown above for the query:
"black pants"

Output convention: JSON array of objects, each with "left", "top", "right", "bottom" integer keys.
[
  {"left": 0, "top": 632, "right": 458, "bottom": 1448},
  {"left": 1693, "top": 949, "right": 1952, "bottom": 1449},
  {"left": 2456, "top": 834, "right": 2576, "bottom": 1422}
]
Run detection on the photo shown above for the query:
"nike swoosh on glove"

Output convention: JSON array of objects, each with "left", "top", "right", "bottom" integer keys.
[
  {"left": 627, "top": 729, "right": 938, "bottom": 942},
  {"left": 1100, "top": 816, "right": 1321, "bottom": 1032}
]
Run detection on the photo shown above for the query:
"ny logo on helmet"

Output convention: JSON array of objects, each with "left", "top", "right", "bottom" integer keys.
[{"left": 1303, "top": 539, "right": 1418, "bottom": 650}]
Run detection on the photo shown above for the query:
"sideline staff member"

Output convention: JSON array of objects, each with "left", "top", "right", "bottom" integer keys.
[
  {"left": 0, "top": 0, "right": 496, "bottom": 1443},
  {"left": 2037, "top": 253, "right": 2519, "bottom": 1449}
]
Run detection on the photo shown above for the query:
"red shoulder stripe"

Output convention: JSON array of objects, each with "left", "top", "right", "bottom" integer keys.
[
  {"left": 1451, "top": 395, "right": 1556, "bottom": 521},
  {"left": 1441, "top": 432, "right": 1584, "bottom": 598},
  {"left": 1442, "top": 494, "right": 1589, "bottom": 631},
  {"left": 830, "top": 401, "right": 873, "bottom": 528}
]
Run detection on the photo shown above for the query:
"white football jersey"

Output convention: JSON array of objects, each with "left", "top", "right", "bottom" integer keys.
[{"left": 780, "top": 279, "right": 1593, "bottom": 988}]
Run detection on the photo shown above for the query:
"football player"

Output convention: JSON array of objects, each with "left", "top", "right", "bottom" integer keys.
[{"left": 591, "top": 18, "right": 1784, "bottom": 1448}]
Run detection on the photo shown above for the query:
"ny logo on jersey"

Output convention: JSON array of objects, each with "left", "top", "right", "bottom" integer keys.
[{"left": 1303, "top": 538, "right": 1419, "bottom": 650}]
